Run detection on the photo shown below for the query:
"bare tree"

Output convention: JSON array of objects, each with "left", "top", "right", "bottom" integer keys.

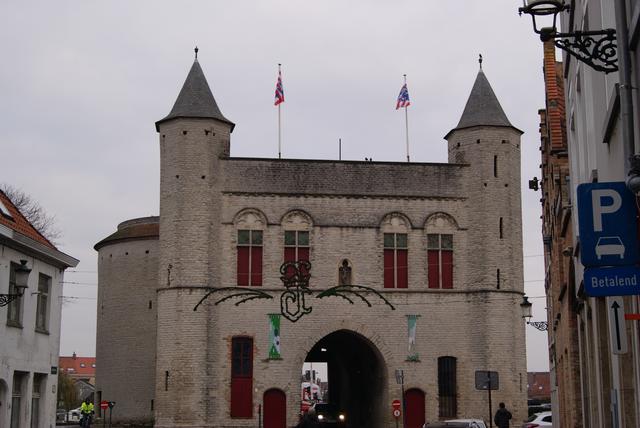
[{"left": 1, "top": 184, "right": 61, "bottom": 244}]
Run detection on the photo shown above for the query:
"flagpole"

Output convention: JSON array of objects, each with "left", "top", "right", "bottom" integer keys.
[
  {"left": 404, "top": 74, "right": 410, "bottom": 162},
  {"left": 278, "top": 63, "right": 282, "bottom": 159}
]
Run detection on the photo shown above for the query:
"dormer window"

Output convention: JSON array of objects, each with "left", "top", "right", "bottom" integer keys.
[{"left": 0, "top": 199, "right": 13, "bottom": 219}]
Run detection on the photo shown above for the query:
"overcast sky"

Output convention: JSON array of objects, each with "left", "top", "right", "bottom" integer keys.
[{"left": 1, "top": 0, "right": 551, "bottom": 371}]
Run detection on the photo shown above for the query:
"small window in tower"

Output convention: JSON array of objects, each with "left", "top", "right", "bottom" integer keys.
[
  {"left": 497, "top": 269, "right": 501, "bottom": 289},
  {"left": 494, "top": 155, "right": 498, "bottom": 177},
  {"left": 499, "top": 217, "right": 503, "bottom": 239}
]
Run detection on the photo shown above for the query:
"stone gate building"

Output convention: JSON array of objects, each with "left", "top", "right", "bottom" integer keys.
[{"left": 95, "top": 56, "right": 527, "bottom": 428}]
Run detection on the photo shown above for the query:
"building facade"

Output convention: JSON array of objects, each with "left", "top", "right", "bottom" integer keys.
[
  {"left": 96, "top": 58, "right": 529, "bottom": 428},
  {"left": 0, "top": 189, "right": 78, "bottom": 428},
  {"left": 533, "top": 1, "right": 640, "bottom": 427}
]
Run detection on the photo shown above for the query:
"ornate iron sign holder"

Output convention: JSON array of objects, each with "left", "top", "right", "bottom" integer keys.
[{"left": 194, "top": 260, "right": 394, "bottom": 322}]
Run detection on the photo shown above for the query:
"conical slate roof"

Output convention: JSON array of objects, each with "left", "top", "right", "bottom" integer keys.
[
  {"left": 445, "top": 70, "right": 521, "bottom": 139},
  {"left": 155, "top": 59, "right": 234, "bottom": 131}
]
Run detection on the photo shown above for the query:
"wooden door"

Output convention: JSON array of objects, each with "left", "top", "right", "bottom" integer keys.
[{"left": 263, "top": 389, "right": 286, "bottom": 428}]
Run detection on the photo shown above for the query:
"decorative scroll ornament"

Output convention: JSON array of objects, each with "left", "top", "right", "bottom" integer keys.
[
  {"left": 527, "top": 321, "right": 549, "bottom": 332},
  {"left": 553, "top": 30, "right": 618, "bottom": 74},
  {"left": 194, "top": 260, "right": 395, "bottom": 322}
]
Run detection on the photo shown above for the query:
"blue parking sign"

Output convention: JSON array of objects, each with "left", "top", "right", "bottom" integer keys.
[{"left": 577, "top": 182, "right": 639, "bottom": 267}]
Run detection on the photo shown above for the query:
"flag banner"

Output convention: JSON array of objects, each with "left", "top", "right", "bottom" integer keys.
[
  {"left": 268, "top": 313, "right": 281, "bottom": 359},
  {"left": 407, "top": 314, "right": 420, "bottom": 360},
  {"left": 396, "top": 83, "right": 410, "bottom": 109},
  {"left": 274, "top": 70, "right": 285, "bottom": 106}
]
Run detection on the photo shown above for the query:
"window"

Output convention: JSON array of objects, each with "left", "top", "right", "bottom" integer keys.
[
  {"left": 36, "top": 274, "right": 50, "bottom": 332},
  {"left": 499, "top": 217, "right": 503, "bottom": 239},
  {"left": 80, "top": 363, "right": 86, "bottom": 368},
  {"left": 427, "top": 234, "right": 453, "bottom": 289},
  {"left": 0, "top": 199, "right": 13, "bottom": 219},
  {"left": 384, "top": 233, "right": 408, "bottom": 288},
  {"left": 494, "top": 155, "right": 498, "bottom": 177},
  {"left": 31, "top": 374, "right": 45, "bottom": 428},
  {"left": 237, "top": 230, "right": 263, "bottom": 286},
  {"left": 231, "top": 337, "right": 253, "bottom": 417},
  {"left": 284, "top": 231, "right": 309, "bottom": 263},
  {"left": 11, "top": 371, "right": 26, "bottom": 428},
  {"left": 7, "top": 262, "right": 23, "bottom": 326},
  {"left": 438, "top": 356, "right": 457, "bottom": 418}
]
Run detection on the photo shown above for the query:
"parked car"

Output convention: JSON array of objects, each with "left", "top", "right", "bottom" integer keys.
[
  {"left": 56, "top": 408, "right": 67, "bottom": 423},
  {"left": 306, "top": 403, "right": 346, "bottom": 426},
  {"left": 424, "top": 420, "right": 486, "bottom": 428},
  {"left": 68, "top": 407, "right": 82, "bottom": 422},
  {"left": 522, "top": 411, "right": 552, "bottom": 427}
]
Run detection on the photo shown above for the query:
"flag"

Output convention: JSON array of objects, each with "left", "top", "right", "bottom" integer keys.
[
  {"left": 396, "top": 83, "right": 410, "bottom": 109},
  {"left": 268, "top": 314, "right": 281, "bottom": 359},
  {"left": 407, "top": 314, "right": 419, "bottom": 360},
  {"left": 274, "top": 70, "right": 285, "bottom": 106}
]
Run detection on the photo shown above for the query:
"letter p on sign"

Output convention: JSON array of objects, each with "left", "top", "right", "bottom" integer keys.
[{"left": 592, "top": 189, "right": 622, "bottom": 232}]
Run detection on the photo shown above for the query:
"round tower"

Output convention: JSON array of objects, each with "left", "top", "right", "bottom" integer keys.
[
  {"left": 154, "top": 51, "right": 234, "bottom": 428},
  {"left": 444, "top": 64, "right": 528, "bottom": 422}
]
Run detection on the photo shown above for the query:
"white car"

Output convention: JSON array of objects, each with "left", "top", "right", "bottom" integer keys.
[
  {"left": 423, "top": 420, "right": 486, "bottom": 428},
  {"left": 522, "top": 411, "right": 552, "bottom": 427},
  {"left": 446, "top": 419, "right": 486, "bottom": 428},
  {"left": 68, "top": 407, "right": 82, "bottom": 422}
]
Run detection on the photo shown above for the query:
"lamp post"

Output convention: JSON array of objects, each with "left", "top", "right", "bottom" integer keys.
[
  {"left": 0, "top": 260, "right": 31, "bottom": 307},
  {"left": 520, "top": 295, "right": 548, "bottom": 331},
  {"left": 518, "top": 0, "right": 618, "bottom": 73}
]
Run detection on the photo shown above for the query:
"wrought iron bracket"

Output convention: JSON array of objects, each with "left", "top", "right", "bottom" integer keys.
[
  {"left": 0, "top": 293, "right": 22, "bottom": 307},
  {"left": 550, "top": 29, "right": 618, "bottom": 73},
  {"left": 527, "top": 321, "right": 549, "bottom": 331}
]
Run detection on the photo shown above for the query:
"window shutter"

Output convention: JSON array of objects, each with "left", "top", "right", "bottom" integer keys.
[
  {"left": 442, "top": 251, "right": 453, "bottom": 289},
  {"left": 427, "top": 250, "right": 440, "bottom": 288},
  {"left": 237, "top": 247, "right": 250, "bottom": 286},
  {"left": 396, "top": 249, "right": 408, "bottom": 288},
  {"left": 251, "top": 247, "right": 262, "bottom": 286},
  {"left": 383, "top": 249, "right": 395, "bottom": 288},
  {"left": 231, "top": 337, "right": 253, "bottom": 418}
]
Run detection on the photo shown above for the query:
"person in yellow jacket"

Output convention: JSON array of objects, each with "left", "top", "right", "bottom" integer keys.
[{"left": 80, "top": 398, "right": 94, "bottom": 428}]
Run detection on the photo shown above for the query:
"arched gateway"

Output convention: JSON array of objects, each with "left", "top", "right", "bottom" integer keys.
[{"left": 305, "top": 330, "right": 387, "bottom": 428}]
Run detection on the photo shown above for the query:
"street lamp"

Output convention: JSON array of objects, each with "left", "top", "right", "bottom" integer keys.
[
  {"left": 0, "top": 260, "right": 31, "bottom": 307},
  {"left": 518, "top": 0, "right": 618, "bottom": 73},
  {"left": 520, "top": 295, "right": 548, "bottom": 331}
]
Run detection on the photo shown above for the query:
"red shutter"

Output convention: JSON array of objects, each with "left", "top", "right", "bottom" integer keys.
[
  {"left": 231, "top": 377, "right": 253, "bottom": 417},
  {"left": 298, "top": 247, "right": 310, "bottom": 262},
  {"left": 237, "top": 247, "right": 249, "bottom": 286},
  {"left": 384, "top": 249, "right": 395, "bottom": 288},
  {"left": 251, "top": 247, "right": 262, "bottom": 286},
  {"left": 427, "top": 250, "right": 440, "bottom": 288},
  {"left": 442, "top": 251, "right": 453, "bottom": 289},
  {"left": 397, "top": 249, "right": 408, "bottom": 288},
  {"left": 284, "top": 247, "right": 296, "bottom": 263}
]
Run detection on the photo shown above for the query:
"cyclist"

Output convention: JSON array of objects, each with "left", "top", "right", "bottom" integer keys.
[{"left": 80, "top": 398, "right": 94, "bottom": 428}]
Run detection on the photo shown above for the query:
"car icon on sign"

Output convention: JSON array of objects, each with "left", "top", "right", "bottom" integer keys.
[{"left": 595, "top": 236, "right": 625, "bottom": 260}]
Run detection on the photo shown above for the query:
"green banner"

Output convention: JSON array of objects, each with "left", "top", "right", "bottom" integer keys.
[
  {"left": 407, "top": 314, "right": 419, "bottom": 360},
  {"left": 268, "top": 314, "right": 281, "bottom": 359}
]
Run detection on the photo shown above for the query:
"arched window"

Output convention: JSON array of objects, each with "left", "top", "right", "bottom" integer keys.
[
  {"left": 425, "top": 213, "right": 457, "bottom": 289},
  {"left": 234, "top": 210, "right": 266, "bottom": 286},
  {"left": 282, "top": 211, "right": 313, "bottom": 264},
  {"left": 381, "top": 213, "right": 410, "bottom": 288}
]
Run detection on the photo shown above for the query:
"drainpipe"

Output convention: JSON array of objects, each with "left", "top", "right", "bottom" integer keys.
[{"left": 614, "top": 0, "right": 640, "bottom": 188}]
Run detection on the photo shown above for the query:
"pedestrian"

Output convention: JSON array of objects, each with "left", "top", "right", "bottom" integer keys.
[
  {"left": 494, "top": 402, "right": 512, "bottom": 428},
  {"left": 80, "top": 398, "right": 94, "bottom": 428}
]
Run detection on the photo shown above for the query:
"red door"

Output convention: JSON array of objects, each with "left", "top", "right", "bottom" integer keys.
[
  {"left": 405, "top": 388, "right": 425, "bottom": 428},
  {"left": 263, "top": 389, "right": 286, "bottom": 428}
]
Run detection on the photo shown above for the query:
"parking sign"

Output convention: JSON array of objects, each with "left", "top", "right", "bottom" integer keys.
[{"left": 577, "top": 182, "right": 639, "bottom": 267}]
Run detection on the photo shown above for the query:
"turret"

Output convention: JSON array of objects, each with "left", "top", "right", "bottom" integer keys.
[
  {"left": 154, "top": 50, "right": 233, "bottom": 428},
  {"left": 445, "top": 63, "right": 524, "bottom": 293}
]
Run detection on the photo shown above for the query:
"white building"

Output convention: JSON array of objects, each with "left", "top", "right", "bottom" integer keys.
[{"left": 0, "top": 189, "right": 78, "bottom": 428}]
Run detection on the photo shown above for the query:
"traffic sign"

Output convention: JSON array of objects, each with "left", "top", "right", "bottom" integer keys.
[
  {"left": 474, "top": 370, "right": 499, "bottom": 390},
  {"left": 577, "top": 182, "right": 639, "bottom": 267},
  {"left": 392, "top": 399, "right": 401, "bottom": 411},
  {"left": 393, "top": 409, "right": 401, "bottom": 418},
  {"left": 100, "top": 400, "right": 109, "bottom": 410},
  {"left": 607, "top": 296, "right": 628, "bottom": 354},
  {"left": 584, "top": 266, "right": 640, "bottom": 296}
]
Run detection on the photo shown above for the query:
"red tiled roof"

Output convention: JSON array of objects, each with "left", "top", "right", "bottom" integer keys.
[
  {"left": 0, "top": 189, "right": 56, "bottom": 249},
  {"left": 59, "top": 356, "right": 96, "bottom": 377}
]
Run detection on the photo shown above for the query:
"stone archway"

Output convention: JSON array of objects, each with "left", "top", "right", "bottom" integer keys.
[{"left": 304, "top": 329, "right": 387, "bottom": 428}]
